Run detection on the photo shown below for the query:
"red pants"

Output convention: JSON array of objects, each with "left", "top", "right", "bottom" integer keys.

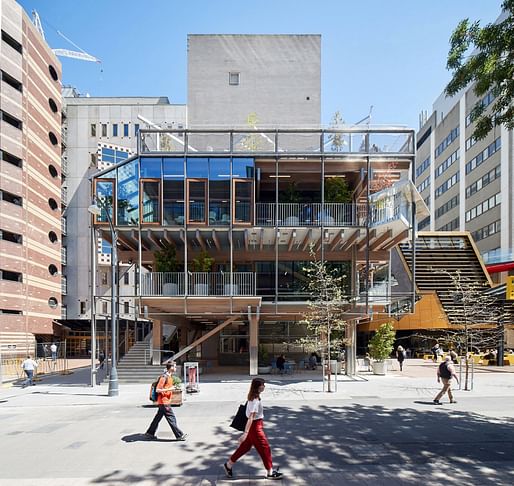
[{"left": 230, "top": 419, "right": 272, "bottom": 470}]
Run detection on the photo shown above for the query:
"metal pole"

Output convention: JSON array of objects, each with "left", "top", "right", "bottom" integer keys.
[{"left": 90, "top": 225, "right": 97, "bottom": 387}]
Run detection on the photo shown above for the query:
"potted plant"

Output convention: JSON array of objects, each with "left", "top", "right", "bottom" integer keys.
[
  {"left": 170, "top": 375, "right": 183, "bottom": 406},
  {"left": 154, "top": 243, "right": 180, "bottom": 295},
  {"left": 190, "top": 251, "right": 215, "bottom": 295},
  {"left": 368, "top": 322, "right": 396, "bottom": 375},
  {"left": 324, "top": 176, "right": 351, "bottom": 203},
  {"left": 258, "top": 345, "right": 271, "bottom": 374}
]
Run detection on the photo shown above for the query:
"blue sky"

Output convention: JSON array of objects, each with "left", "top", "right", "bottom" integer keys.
[{"left": 20, "top": 0, "right": 503, "bottom": 130}]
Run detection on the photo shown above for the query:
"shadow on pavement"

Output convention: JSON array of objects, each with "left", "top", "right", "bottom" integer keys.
[
  {"left": 121, "top": 433, "right": 175, "bottom": 443},
  {"left": 93, "top": 402, "right": 514, "bottom": 484}
]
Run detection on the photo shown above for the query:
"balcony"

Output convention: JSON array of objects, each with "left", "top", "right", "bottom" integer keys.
[
  {"left": 141, "top": 272, "right": 255, "bottom": 297},
  {"left": 256, "top": 203, "right": 367, "bottom": 227}
]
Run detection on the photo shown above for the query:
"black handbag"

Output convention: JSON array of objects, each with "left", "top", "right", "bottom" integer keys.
[{"left": 230, "top": 402, "right": 248, "bottom": 431}]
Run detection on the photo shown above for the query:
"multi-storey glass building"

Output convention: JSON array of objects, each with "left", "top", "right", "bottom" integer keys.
[{"left": 91, "top": 127, "right": 427, "bottom": 373}]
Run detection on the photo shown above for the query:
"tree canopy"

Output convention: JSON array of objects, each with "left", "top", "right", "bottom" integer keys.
[{"left": 445, "top": 1, "right": 514, "bottom": 140}]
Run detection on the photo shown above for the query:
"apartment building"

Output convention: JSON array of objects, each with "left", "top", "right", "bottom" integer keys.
[
  {"left": 0, "top": 0, "right": 62, "bottom": 353},
  {"left": 61, "top": 92, "right": 186, "bottom": 355}
]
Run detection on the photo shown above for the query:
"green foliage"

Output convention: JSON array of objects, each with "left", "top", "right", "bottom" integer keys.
[
  {"left": 328, "top": 111, "right": 346, "bottom": 152},
  {"left": 368, "top": 322, "right": 396, "bottom": 361},
  {"left": 191, "top": 251, "right": 215, "bottom": 272},
  {"left": 154, "top": 243, "right": 179, "bottom": 272},
  {"left": 258, "top": 344, "right": 269, "bottom": 365},
  {"left": 445, "top": 1, "right": 514, "bottom": 140},
  {"left": 279, "top": 181, "right": 301, "bottom": 203},
  {"left": 324, "top": 177, "right": 351, "bottom": 203},
  {"left": 172, "top": 375, "right": 182, "bottom": 388}
]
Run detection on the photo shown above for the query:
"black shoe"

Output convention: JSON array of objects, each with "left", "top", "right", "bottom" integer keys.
[
  {"left": 143, "top": 433, "right": 157, "bottom": 440},
  {"left": 266, "top": 470, "right": 283, "bottom": 480},
  {"left": 433, "top": 399, "right": 442, "bottom": 405},
  {"left": 223, "top": 462, "right": 233, "bottom": 478},
  {"left": 450, "top": 400, "right": 457, "bottom": 404},
  {"left": 176, "top": 433, "right": 188, "bottom": 441}
]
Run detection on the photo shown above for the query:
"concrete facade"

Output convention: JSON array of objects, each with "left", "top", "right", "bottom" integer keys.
[
  {"left": 0, "top": 0, "right": 62, "bottom": 339},
  {"left": 187, "top": 34, "right": 321, "bottom": 128}
]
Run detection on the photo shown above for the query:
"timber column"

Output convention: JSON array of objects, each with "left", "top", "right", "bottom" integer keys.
[
  {"left": 249, "top": 307, "right": 259, "bottom": 376},
  {"left": 152, "top": 319, "right": 163, "bottom": 365}
]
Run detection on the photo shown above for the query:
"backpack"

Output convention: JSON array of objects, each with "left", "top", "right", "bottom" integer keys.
[
  {"left": 149, "top": 374, "right": 166, "bottom": 402},
  {"left": 439, "top": 361, "right": 452, "bottom": 379}
]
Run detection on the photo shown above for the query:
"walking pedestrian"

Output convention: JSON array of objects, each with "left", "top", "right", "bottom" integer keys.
[
  {"left": 21, "top": 356, "right": 38, "bottom": 388},
  {"left": 396, "top": 345, "right": 406, "bottom": 371},
  {"left": 433, "top": 356, "right": 459, "bottom": 405},
  {"left": 223, "top": 378, "right": 283, "bottom": 480},
  {"left": 144, "top": 362, "right": 187, "bottom": 441}
]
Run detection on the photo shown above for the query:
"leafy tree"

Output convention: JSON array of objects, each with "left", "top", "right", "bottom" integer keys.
[
  {"left": 445, "top": 1, "right": 514, "bottom": 140},
  {"left": 324, "top": 176, "right": 351, "bottom": 203},
  {"left": 368, "top": 322, "right": 396, "bottom": 361},
  {"left": 299, "top": 249, "right": 349, "bottom": 392},
  {"left": 191, "top": 251, "right": 215, "bottom": 272},
  {"left": 328, "top": 111, "right": 346, "bottom": 152},
  {"left": 154, "top": 242, "right": 179, "bottom": 272}
]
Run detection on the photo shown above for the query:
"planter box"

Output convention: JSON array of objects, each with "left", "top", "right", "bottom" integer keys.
[
  {"left": 258, "top": 366, "right": 271, "bottom": 374},
  {"left": 163, "top": 283, "right": 179, "bottom": 296},
  {"left": 170, "top": 389, "right": 183, "bottom": 406},
  {"left": 372, "top": 361, "right": 387, "bottom": 375}
]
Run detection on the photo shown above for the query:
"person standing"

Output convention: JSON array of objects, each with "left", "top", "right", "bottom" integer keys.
[
  {"left": 50, "top": 343, "right": 57, "bottom": 361},
  {"left": 431, "top": 343, "right": 440, "bottom": 362},
  {"left": 223, "top": 378, "right": 283, "bottom": 480},
  {"left": 276, "top": 354, "right": 286, "bottom": 374},
  {"left": 396, "top": 345, "right": 406, "bottom": 371},
  {"left": 21, "top": 356, "right": 38, "bottom": 388},
  {"left": 145, "top": 362, "right": 187, "bottom": 441},
  {"left": 433, "top": 356, "right": 459, "bottom": 404}
]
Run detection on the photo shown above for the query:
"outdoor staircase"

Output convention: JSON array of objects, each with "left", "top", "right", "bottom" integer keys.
[
  {"left": 397, "top": 233, "right": 491, "bottom": 324},
  {"left": 116, "top": 341, "right": 164, "bottom": 383}
]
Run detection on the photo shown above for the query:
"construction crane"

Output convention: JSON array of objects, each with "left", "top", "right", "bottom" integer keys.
[{"left": 32, "top": 10, "right": 101, "bottom": 64}]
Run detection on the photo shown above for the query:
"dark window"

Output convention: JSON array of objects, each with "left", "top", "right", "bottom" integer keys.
[
  {"left": 48, "top": 164, "right": 58, "bottom": 178},
  {"left": 229, "top": 72, "right": 240, "bottom": 85},
  {"left": 79, "top": 301, "right": 86, "bottom": 314},
  {"left": 2, "top": 150, "right": 22, "bottom": 168},
  {"left": 48, "top": 264, "right": 58, "bottom": 276},
  {"left": 124, "top": 301, "right": 130, "bottom": 314},
  {"left": 2, "top": 111, "right": 22, "bottom": 130},
  {"left": 112, "top": 124, "right": 118, "bottom": 137},
  {"left": 124, "top": 272, "right": 129, "bottom": 285},
  {"left": 123, "top": 124, "right": 129, "bottom": 137},
  {"left": 0, "top": 229, "right": 22, "bottom": 244},
  {"left": 1, "top": 190, "right": 22, "bottom": 206},
  {"left": 1, "top": 30, "right": 22, "bottom": 54},
  {"left": 49, "top": 132, "right": 58, "bottom": 145},
  {"left": 90, "top": 124, "right": 96, "bottom": 137},
  {"left": 416, "top": 126, "right": 431, "bottom": 150},
  {"left": 48, "top": 65, "right": 58, "bottom": 81},
  {"left": 0, "top": 308, "right": 22, "bottom": 314},
  {"left": 1, "top": 269, "right": 23, "bottom": 282},
  {"left": 48, "top": 297, "right": 58, "bottom": 309},
  {"left": 48, "top": 231, "right": 58, "bottom": 243},
  {"left": 134, "top": 124, "right": 140, "bottom": 136},
  {"left": 48, "top": 98, "right": 58, "bottom": 113},
  {"left": 48, "top": 198, "right": 58, "bottom": 211},
  {"left": 101, "top": 124, "right": 107, "bottom": 137},
  {"left": 1, "top": 70, "right": 22, "bottom": 91}
]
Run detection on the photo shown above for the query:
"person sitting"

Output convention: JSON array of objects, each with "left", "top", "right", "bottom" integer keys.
[
  {"left": 276, "top": 354, "right": 286, "bottom": 374},
  {"left": 308, "top": 353, "right": 318, "bottom": 370}
]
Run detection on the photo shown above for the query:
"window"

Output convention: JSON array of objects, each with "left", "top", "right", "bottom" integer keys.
[
  {"left": 48, "top": 297, "right": 58, "bottom": 309},
  {"left": 124, "top": 272, "right": 130, "bottom": 285},
  {"left": 465, "top": 138, "right": 501, "bottom": 174},
  {"left": 90, "top": 153, "right": 97, "bottom": 166},
  {"left": 1, "top": 190, "right": 22, "bottom": 206},
  {"left": 229, "top": 72, "right": 240, "bottom": 85},
  {"left": 101, "top": 124, "right": 107, "bottom": 137},
  {"left": 2, "top": 150, "right": 22, "bottom": 168},
  {"left": 48, "top": 65, "right": 58, "bottom": 82},
  {"left": 112, "top": 124, "right": 118, "bottom": 137},
  {"left": 90, "top": 124, "right": 96, "bottom": 137},
  {"left": 435, "top": 149, "right": 459, "bottom": 178},
  {"left": 435, "top": 126, "right": 459, "bottom": 158},
  {"left": 435, "top": 195, "right": 459, "bottom": 218},
  {"left": 1, "top": 70, "right": 22, "bottom": 92},
  {"left": 1, "top": 269, "right": 22, "bottom": 282},
  {"left": 79, "top": 301, "right": 86, "bottom": 314},
  {"left": 0, "top": 309, "right": 22, "bottom": 314},
  {"left": 435, "top": 172, "right": 459, "bottom": 199},
  {"left": 418, "top": 216, "right": 430, "bottom": 230},
  {"left": 102, "top": 301, "right": 108, "bottom": 314},
  {"left": 465, "top": 193, "right": 501, "bottom": 222},
  {"left": 124, "top": 301, "right": 130, "bottom": 314},
  {"left": 466, "top": 166, "right": 500, "bottom": 199},
  {"left": 123, "top": 124, "right": 129, "bottom": 137},
  {"left": 437, "top": 217, "right": 459, "bottom": 231},
  {"left": 101, "top": 271, "right": 108, "bottom": 285},
  {"left": 1, "top": 111, "right": 22, "bottom": 130},
  {"left": 0, "top": 229, "right": 22, "bottom": 244},
  {"left": 416, "top": 157, "right": 430, "bottom": 178},
  {"left": 1, "top": 30, "right": 22, "bottom": 54},
  {"left": 48, "top": 98, "right": 58, "bottom": 113},
  {"left": 48, "top": 132, "right": 58, "bottom": 145},
  {"left": 472, "top": 220, "right": 500, "bottom": 242},
  {"left": 134, "top": 124, "right": 140, "bottom": 136},
  {"left": 417, "top": 176, "right": 430, "bottom": 193}
]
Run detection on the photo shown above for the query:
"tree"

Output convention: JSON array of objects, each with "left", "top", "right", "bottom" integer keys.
[
  {"left": 154, "top": 242, "right": 179, "bottom": 272},
  {"left": 431, "top": 270, "right": 507, "bottom": 390},
  {"left": 368, "top": 322, "right": 396, "bottom": 361},
  {"left": 299, "top": 249, "right": 349, "bottom": 392},
  {"left": 328, "top": 111, "right": 346, "bottom": 152},
  {"left": 445, "top": 1, "right": 514, "bottom": 140}
]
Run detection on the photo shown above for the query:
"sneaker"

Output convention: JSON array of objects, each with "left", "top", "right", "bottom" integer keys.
[
  {"left": 176, "top": 433, "right": 188, "bottom": 441},
  {"left": 266, "top": 470, "right": 283, "bottom": 480},
  {"left": 450, "top": 400, "right": 458, "bottom": 404},
  {"left": 223, "top": 462, "right": 233, "bottom": 479},
  {"left": 433, "top": 399, "right": 442, "bottom": 405},
  {"left": 143, "top": 433, "right": 157, "bottom": 440}
]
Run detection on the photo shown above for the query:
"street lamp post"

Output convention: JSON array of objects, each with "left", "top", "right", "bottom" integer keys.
[{"left": 88, "top": 198, "right": 119, "bottom": 397}]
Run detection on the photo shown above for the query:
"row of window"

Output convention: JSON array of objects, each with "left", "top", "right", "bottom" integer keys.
[
  {"left": 91, "top": 123, "right": 140, "bottom": 138},
  {"left": 435, "top": 195, "right": 459, "bottom": 218},
  {"left": 465, "top": 193, "right": 501, "bottom": 223},
  {"left": 465, "top": 92, "right": 495, "bottom": 127},
  {"left": 438, "top": 217, "right": 459, "bottom": 231},
  {"left": 472, "top": 220, "right": 500, "bottom": 242},
  {"left": 435, "top": 126, "right": 459, "bottom": 158},
  {"left": 1, "top": 69, "right": 22, "bottom": 92},
  {"left": 1, "top": 150, "right": 22, "bottom": 168},
  {"left": 0, "top": 229, "right": 22, "bottom": 244},
  {"left": 435, "top": 148, "right": 459, "bottom": 179},
  {"left": 417, "top": 176, "right": 429, "bottom": 193},
  {"left": 418, "top": 216, "right": 430, "bottom": 230},
  {"left": 465, "top": 137, "right": 501, "bottom": 174},
  {"left": 465, "top": 165, "right": 500, "bottom": 199},
  {"left": 416, "top": 157, "right": 430, "bottom": 178},
  {"left": 1, "top": 30, "right": 22, "bottom": 54},
  {"left": 465, "top": 135, "right": 477, "bottom": 151},
  {"left": 435, "top": 172, "right": 459, "bottom": 199},
  {"left": 1, "top": 110, "right": 22, "bottom": 130}
]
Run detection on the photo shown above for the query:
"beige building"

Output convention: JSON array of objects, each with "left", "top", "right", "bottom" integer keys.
[{"left": 0, "top": 0, "right": 62, "bottom": 352}]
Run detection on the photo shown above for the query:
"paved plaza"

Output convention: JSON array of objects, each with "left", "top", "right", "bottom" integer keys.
[{"left": 1, "top": 360, "right": 514, "bottom": 485}]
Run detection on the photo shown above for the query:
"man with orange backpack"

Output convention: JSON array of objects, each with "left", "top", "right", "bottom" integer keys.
[{"left": 145, "top": 362, "right": 187, "bottom": 441}]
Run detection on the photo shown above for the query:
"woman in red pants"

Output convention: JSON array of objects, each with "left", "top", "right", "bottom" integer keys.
[{"left": 224, "top": 378, "right": 283, "bottom": 480}]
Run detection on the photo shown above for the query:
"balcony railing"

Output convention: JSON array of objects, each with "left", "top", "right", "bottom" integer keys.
[
  {"left": 141, "top": 272, "right": 255, "bottom": 297},
  {"left": 255, "top": 203, "right": 367, "bottom": 227}
]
